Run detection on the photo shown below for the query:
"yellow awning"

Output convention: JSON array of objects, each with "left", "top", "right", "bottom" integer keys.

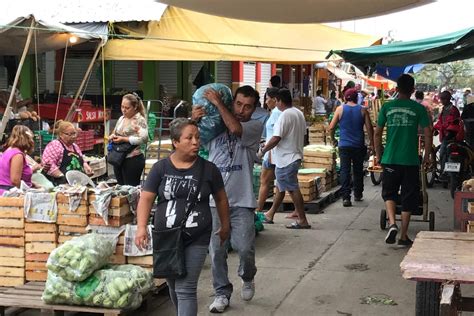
[{"left": 103, "top": 7, "right": 378, "bottom": 62}]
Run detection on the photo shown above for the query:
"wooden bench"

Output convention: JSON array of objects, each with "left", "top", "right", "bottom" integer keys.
[
  {"left": 400, "top": 231, "right": 474, "bottom": 315},
  {"left": 0, "top": 281, "right": 149, "bottom": 316}
]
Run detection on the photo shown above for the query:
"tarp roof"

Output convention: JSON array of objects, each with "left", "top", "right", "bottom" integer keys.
[
  {"left": 156, "top": 0, "right": 434, "bottom": 23},
  {"left": 0, "top": 16, "right": 107, "bottom": 55},
  {"left": 103, "top": 7, "right": 378, "bottom": 62},
  {"left": 328, "top": 27, "right": 474, "bottom": 70},
  {"left": 2, "top": 0, "right": 167, "bottom": 24}
]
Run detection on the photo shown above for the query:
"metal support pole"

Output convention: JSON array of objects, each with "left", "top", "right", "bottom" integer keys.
[{"left": 65, "top": 43, "right": 102, "bottom": 122}]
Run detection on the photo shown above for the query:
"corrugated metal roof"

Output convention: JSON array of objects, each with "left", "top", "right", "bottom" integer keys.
[{"left": 2, "top": 0, "right": 168, "bottom": 24}]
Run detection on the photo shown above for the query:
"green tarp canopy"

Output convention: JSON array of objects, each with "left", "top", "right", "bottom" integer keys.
[{"left": 328, "top": 27, "right": 474, "bottom": 71}]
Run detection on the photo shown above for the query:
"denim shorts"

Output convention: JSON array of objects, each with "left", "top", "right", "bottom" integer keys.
[
  {"left": 275, "top": 159, "right": 301, "bottom": 192},
  {"left": 262, "top": 158, "right": 275, "bottom": 170}
]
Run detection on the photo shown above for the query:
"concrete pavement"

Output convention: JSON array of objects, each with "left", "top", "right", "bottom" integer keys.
[{"left": 147, "top": 178, "right": 472, "bottom": 316}]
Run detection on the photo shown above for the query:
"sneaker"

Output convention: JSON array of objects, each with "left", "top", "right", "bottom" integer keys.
[
  {"left": 385, "top": 224, "right": 398, "bottom": 244},
  {"left": 241, "top": 280, "right": 255, "bottom": 301},
  {"left": 209, "top": 295, "right": 229, "bottom": 313},
  {"left": 397, "top": 237, "right": 413, "bottom": 247},
  {"left": 354, "top": 195, "right": 363, "bottom": 202},
  {"left": 343, "top": 199, "right": 352, "bottom": 207}
]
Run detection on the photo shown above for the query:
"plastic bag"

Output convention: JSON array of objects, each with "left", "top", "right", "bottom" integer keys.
[
  {"left": 42, "top": 265, "right": 153, "bottom": 309},
  {"left": 192, "top": 83, "right": 233, "bottom": 145},
  {"left": 46, "top": 233, "right": 114, "bottom": 282}
]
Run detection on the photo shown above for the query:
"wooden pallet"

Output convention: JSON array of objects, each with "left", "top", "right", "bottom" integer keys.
[{"left": 0, "top": 282, "right": 148, "bottom": 316}]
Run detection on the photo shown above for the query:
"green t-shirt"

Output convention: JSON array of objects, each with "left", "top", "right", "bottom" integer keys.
[{"left": 377, "top": 99, "right": 429, "bottom": 166}]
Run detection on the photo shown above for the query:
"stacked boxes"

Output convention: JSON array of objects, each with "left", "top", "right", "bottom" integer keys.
[
  {"left": 308, "top": 125, "right": 327, "bottom": 145},
  {"left": 147, "top": 139, "right": 173, "bottom": 159},
  {"left": 0, "top": 197, "right": 25, "bottom": 286},
  {"left": 127, "top": 255, "right": 153, "bottom": 272},
  {"left": 144, "top": 159, "right": 158, "bottom": 179},
  {"left": 253, "top": 165, "right": 274, "bottom": 199},
  {"left": 298, "top": 168, "right": 333, "bottom": 193},
  {"left": 56, "top": 193, "right": 89, "bottom": 244},
  {"left": 303, "top": 145, "right": 336, "bottom": 172},
  {"left": 88, "top": 195, "right": 133, "bottom": 227},
  {"left": 275, "top": 176, "right": 319, "bottom": 202},
  {"left": 25, "top": 222, "right": 57, "bottom": 282},
  {"left": 109, "top": 232, "right": 126, "bottom": 265}
]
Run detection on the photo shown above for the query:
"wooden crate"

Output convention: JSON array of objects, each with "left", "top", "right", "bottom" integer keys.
[
  {"left": 88, "top": 195, "right": 128, "bottom": 208},
  {"left": 108, "top": 232, "right": 126, "bottom": 265},
  {"left": 57, "top": 214, "right": 88, "bottom": 227},
  {"left": 56, "top": 193, "right": 88, "bottom": 205},
  {"left": 89, "top": 204, "right": 131, "bottom": 217},
  {"left": 88, "top": 213, "right": 133, "bottom": 227},
  {"left": 468, "top": 221, "right": 474, "bottom": 233},
  {"left": 0, "top": 201, "right": 25, "bottom": 287},
  {"left": 127, "top": 255, "right": 153, "bottom": 267},
  {"left": 57, "top": 204, "right": 89, "bottom": 216},
  {"left": 24, "top": 223, "right": 57, "bottom": 233},
  {"left": 25, "top": 231, "right": 57, "bottom": 281}
]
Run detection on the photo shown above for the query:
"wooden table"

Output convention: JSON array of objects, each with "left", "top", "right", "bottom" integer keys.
[
  {"left": 400, "top": 231, "right": 474, "bottom": 315},
  {"left": 0, "top": 282, "right": 146, "bottom": 316}
]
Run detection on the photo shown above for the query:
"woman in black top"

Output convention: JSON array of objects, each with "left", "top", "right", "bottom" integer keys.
[{"left": 135, "top": 118, "right": 230, "bottom": 316}]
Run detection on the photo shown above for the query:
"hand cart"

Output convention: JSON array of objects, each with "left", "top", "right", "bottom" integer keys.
[
  {"left": 400, "top": 231, "right": 474, "bottom": 316},
  {"left": 379, "top": 166, "right": 435, "bottom": 231}
]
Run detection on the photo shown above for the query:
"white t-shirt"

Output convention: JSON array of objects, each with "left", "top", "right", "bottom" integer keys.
[
  {"left": 313, "top": 96, "right": 327, "bottom": 114},
  {"left": 272, "top": 107, "right": 306, "bottom": 168}
]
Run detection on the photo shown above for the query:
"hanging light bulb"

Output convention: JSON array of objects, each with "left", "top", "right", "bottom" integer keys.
[{"left": 69, "top": 36, "right": 78, "bottom": 44}]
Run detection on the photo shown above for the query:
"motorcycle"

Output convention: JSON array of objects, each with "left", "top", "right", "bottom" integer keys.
[{"left": 445, "top": 141, "right": 474, "bottom": 198}]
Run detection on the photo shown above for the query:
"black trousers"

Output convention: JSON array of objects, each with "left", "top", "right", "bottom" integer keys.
[{"left": 113, "top": 154, "right": 145, "bottom": 186}]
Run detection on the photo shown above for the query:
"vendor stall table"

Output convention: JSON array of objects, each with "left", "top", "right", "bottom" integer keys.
[{"left": 400, "top": 231, "right": 474, "bottom": 315}]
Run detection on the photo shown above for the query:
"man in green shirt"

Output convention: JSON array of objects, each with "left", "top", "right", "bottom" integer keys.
[{"left": 375, "top": 74, "right": 432, "bottom": 247}]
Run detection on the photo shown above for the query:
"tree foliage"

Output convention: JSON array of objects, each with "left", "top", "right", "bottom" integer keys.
[{"left": 414, "top": 59, "right": 474, "bottom": 91}]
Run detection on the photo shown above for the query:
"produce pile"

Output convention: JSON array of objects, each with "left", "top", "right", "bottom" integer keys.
[
  {"left": 42, "top": 234, "right": 153, "bottom": 310},
  {"left": 47, "top": 233, "right": 114, "bottom": 282}
]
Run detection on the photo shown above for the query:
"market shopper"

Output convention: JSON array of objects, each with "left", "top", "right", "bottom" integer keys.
[
  {"left": 326, "top": 91, "right": 341, "bottom": 114},
  {"left": 255, "top": 87, "right": 282, "bottom": 215},
  {"left": 375, "top": 74, "right": 431, "bottom": 247},
  {"left": 312, "top": 90, "right": 327, "bottom": 115},
  {"left": 328, "top": 88, "right": 374, "bottom": 207},
  {"left": 42, "top": 120, "right": 92, "bottom": 185},
  {"left": 434, "top": 91, "right": 462, "bottom": 177},
  {"left": 109, "top": 93, "right": 148, "bottom": 186},
  {"left": 0, "top": 126, "right": 39, "bottom": 194},
  {"left": 461, "top": 94, "right": 474, "bottom": 146},
  {"left": 192, "top": 85, "right": 263, "bottom": 313},
  {"left": 259, "top": 88, "right": 310, "bottom": 229},
  {"left": 135, "top": 118, "right": 230, "bottom": 316}
]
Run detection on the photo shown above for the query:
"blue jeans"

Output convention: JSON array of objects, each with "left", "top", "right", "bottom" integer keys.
[
  {"left": 209, "top": 207, "right": 257, "bottom": 298},
  {"left": 167, "top": 243, "right": 208, "bottom": 316},
  {"left": 339, "top": 146, "right": 366, "bottom": 200}
]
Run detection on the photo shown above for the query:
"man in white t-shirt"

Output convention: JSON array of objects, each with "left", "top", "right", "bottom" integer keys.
[{"left": 258, "top": 88, "right": 310, "bottom": 229}]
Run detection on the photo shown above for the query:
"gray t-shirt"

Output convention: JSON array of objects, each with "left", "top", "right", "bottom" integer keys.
[{"left": 208, "top": 120, "right": 263, "bottom": 208}]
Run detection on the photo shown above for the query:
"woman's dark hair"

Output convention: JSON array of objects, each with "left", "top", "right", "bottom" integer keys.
[
  {"left": 270, "top": 75, "right": 281, "bottom": 88},
  {"left": 266, "top": 87, "right": 279, "bottom": 98},
  {"left": 415, "top": 90, "right": 424, "bottom": 100},
  {"left": 169, "top": 118, "right": 198, "bottom": 148}
]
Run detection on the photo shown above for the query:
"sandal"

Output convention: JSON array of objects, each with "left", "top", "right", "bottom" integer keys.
[{"left": 286, "top": 222, "right": 311, "bottom": 229}]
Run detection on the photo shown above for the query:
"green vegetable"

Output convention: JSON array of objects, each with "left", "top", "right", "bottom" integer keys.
[
  {"left": 42, "top": 265, "right": 153, "bottom": 310},
  {"left": 47, "top": 233, "right": 114, "bottom": 282}
]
